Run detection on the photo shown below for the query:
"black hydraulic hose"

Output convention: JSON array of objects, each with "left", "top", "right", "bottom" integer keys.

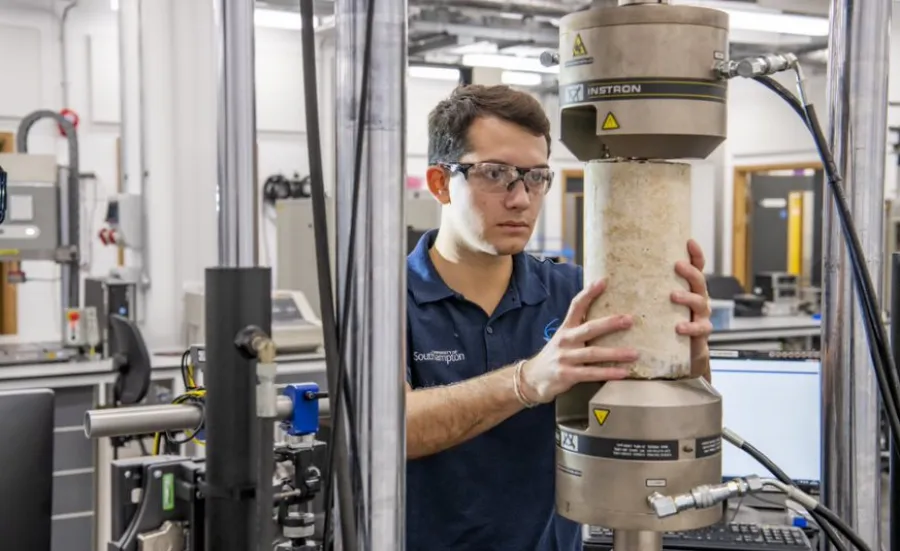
[
  {"left": 325, "top": 0, "right": 379, "bottom": 546},
  {"left": 751, "top": 75, "right": 900, "bottom": 451},
  {"left": 724, "top": 429, "right": 847, "bottom": 551},
  {"left": 297, "top": 1, "right": 360, "bottom": 549},
  {"left": 810, "top": 504, "right": 874, "bottom": 551},
  {"left": 890, "top": 253, "right": 900, "bottom": 551}
]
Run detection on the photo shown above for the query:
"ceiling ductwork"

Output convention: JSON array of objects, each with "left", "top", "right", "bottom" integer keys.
[
  {"left": 252, "top": 0, "right": 830, "bottom": 80},
  {"left": 412, "top": 0, "right": 588, "bottom": 18}
]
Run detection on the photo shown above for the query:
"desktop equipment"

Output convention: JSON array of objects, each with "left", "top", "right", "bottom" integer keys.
[
  {"left": 0, "top": 388, "right": 54, "bottom": 551},
  {"left": 706, "top": 275, "right": 766, "bottom": 318},
  {"left": 584, "top": 524, "right": 812, "bottom": 551},
  {"left": 710, "top": 350, "right": 821, "bottom": 495},
  {"left": 275, "top": 191, "right": 439, "bottom": 314},
  {"left": 184, "top": 288, "right": 324, "bottom": 354},
  {"left": 85, "top": 277, "right": 138, "bottom": 356}
]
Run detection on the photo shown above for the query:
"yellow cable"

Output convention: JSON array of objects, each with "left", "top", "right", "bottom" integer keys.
[{"left": 152, "top": 389, "right": 208, "bottom": 455}]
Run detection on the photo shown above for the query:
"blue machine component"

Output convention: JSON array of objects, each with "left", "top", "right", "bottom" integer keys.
[{"left": 282, "top": 382, "right": 320, "bottom": 436}]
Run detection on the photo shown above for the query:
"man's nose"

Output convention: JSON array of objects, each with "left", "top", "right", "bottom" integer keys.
[{"left": 505, "top": 179, "right": 531, "bottom": 209}]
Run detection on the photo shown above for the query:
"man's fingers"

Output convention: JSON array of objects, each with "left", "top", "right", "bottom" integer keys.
[
  {"left": 677, "top": 320, "right": 713, "bottom": 338},
  {"left": 567, "top": 366, "right": 630, "bottom": 383},
  {"left": 563, "top": 279, "right": 607, "bottom": 329},
  {"left": 671, "top": 290, "right": 710, "bottom": 318},
  {"left": 560, "top": 315, "right": 632, "bottom": 345},
  {"left": 687, "top": 239, "right": 705, "bottom": 272},
  {"left": 562, "top": 345, "right": 639, "bottom": 365},
  {"left": 675, "top": 260, "right": 707, "bottom": 296}
]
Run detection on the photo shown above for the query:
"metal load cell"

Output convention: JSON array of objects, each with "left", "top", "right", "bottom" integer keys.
[
  {"left": 557, "top": 1, "right": 729, "bottom": 160},
  {"left": 556, "top": 378, "right": 722, "bottom": 531}
]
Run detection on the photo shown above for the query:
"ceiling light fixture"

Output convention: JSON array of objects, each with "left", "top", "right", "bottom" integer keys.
[
  {"left": 673, "top": 1, "right": 829, "bottom": 37},
  {"left": 461, "top": 54, "right": 558, "bottom": 74},
  {"left": 501, "top": 71, "right": 543, "bottom": 87},
  {"left": 254, "top": 9, "right": 318, "bottom": 30},
  {"left": 726, "top": 9, "right": 828, "bottom": 36},
  {"left": 409, "top": 66, "right": 461, "bottom": 81}
]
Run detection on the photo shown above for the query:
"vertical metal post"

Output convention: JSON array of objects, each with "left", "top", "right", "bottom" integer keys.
[
  {"left": 822, "top": 1, "right": 890, "bottom": 548},
  {"left": 206, "top": 2, "right": 270, "bottom": 551},
  {"left": 215, "top": 0, "right": 259, "bottom": 268},
  {"left": 334, "top": 0, "right": 408, "bottom": 548},
  {"left": 891, "top": 253, "right": 900, "bottom": 551}
]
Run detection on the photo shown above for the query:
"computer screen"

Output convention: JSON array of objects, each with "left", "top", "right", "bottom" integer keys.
[
  {"left": 0, "top": 388, "right": 54, "bottom": 551},
  {"left": 710, "top": 352, "right": 820, "bottom": 487}
]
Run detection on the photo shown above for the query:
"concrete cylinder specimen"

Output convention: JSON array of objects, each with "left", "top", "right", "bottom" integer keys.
[{"left": 583, "top": 159, "right": 692, "bottom": 379}]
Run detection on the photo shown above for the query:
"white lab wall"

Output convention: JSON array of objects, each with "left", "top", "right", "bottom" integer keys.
[
  {"left": 7, "top": 0, "right": 900, "bottom": 341},
  {"left": 719, "top": 70, "right": 828, "bottom": 276},
  {"left": 0, "top": 0, "right": 122, "bottom": 342},
  {"left": 0, "top": 0, "right": 462, "bottom": 344}
]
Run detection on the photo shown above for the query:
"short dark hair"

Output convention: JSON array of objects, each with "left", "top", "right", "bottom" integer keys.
[{"left": 427, "top": 84, "right": 552, "bottom": 165}]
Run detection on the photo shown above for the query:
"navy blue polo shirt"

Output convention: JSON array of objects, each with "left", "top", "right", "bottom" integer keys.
[{"left": 406, "top": 230, "right": 583, "bottom": 551}]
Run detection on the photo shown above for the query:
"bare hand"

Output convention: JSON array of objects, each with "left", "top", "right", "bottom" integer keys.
[
  {"left": 521, "top": 279, "right": 637, "bottom": 404},
  {"left": 670, "top": 240, "right": 712, "bottom": 379}
]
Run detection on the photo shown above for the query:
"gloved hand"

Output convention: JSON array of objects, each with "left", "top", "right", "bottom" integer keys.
[{"left": 520, "top": 279, "right": 636, "bottom": 404}]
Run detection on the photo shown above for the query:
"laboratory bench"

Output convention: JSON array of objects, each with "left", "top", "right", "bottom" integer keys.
[
  {"left": 710, "top": 315, "right": 820, "bottom": 350},
  {"left": 0, "top": 316, "right": 821, "bottom": 551},
  {"left": 0, "top": 347, "right": 326, "bottom": 551}
]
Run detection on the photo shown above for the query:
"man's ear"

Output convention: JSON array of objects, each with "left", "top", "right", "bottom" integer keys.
[{"left": 426, "top": 165, "right": 451, "bottom": 205}]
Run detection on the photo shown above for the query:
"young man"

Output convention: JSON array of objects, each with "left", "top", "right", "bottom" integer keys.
[{"left": 405, "top": 85, "right": 713, "bottom": 551}]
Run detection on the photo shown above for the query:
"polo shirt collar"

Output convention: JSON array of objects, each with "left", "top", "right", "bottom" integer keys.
[{"left": 407, "top": 229, "right": 549, "bottom": 306}]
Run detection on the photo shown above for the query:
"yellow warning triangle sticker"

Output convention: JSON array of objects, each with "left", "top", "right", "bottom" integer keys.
[
  {"left": 572, "top": 33, "right": 588, "bottom": 57},
  {"left": 601, "top": 112, "right": 620, "bottom": 131},
  {"left": 593, "top": 408, "right": 610, "bottom": 426}
]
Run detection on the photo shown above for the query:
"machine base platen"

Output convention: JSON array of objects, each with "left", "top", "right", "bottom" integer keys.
[{"left": 556, "top": 379, "right": 723, "bottom": 533}]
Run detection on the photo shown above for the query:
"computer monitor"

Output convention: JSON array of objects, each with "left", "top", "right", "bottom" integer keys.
[
  {"left": 0, "top": 388, "right": 54, "bottom": 551},
  {"left": 710, "top": 351, "right": 821, "bottom": 492}
]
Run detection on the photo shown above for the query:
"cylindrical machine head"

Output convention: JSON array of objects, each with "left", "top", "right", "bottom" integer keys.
[
  {"left": 557, "top": 3, "right": 729, "bottom": 160},
  {"left": 556, "top": 379, "right": 723, "bottom": 530}
]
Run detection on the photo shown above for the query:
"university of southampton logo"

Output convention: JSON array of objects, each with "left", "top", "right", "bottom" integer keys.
[{"left": 543, "top": 318, "right": 560, "bottom": 342}]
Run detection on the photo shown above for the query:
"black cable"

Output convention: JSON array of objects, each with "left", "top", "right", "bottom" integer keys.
[
  {"left": 164, "top": 397, "right": 206, "bottom": 446},
  {"left": 752, "top": 75, "right": 900, "bottom": 450},
  {"left": 297, "top": 1, "right": 362, "bottom": 549},
  {"left": 179, "top": 350, "right": 192, "bottom": 389},
  {"left": 737, "top": 440, "right": 847, "bottom": 551},
  {"left": 811, "top": 504, "right": 873, "bottom": 551}
]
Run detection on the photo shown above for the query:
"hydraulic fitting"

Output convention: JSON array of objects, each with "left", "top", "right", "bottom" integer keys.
[
  {"left": 717, "top": 53, "right": 799, "bottom": 79},
  {"left": 648, "top": 476, "right": 763, "bottom": 518},
  {"left": 540, "top": 51, "right": 559, "bottom": 68}
]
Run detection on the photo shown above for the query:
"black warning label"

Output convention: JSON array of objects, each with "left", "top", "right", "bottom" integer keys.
[
  {"left": 696, "top": 435, "right": 722, "bottom": 458},
  {"left": 560, "top": 78, "right": 726, "bottom": 106},
  {"left": 557, "top": 429, "right": 679, "bottom": 461}
]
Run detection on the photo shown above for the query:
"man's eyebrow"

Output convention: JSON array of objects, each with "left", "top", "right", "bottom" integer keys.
[{"left": 476, "top": 159, "right": 551, "bottom": 169}]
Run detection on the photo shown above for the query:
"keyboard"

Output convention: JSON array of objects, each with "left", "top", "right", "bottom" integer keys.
[{"left": 584, "top": 523, "right": 811, "bottom": 551}]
